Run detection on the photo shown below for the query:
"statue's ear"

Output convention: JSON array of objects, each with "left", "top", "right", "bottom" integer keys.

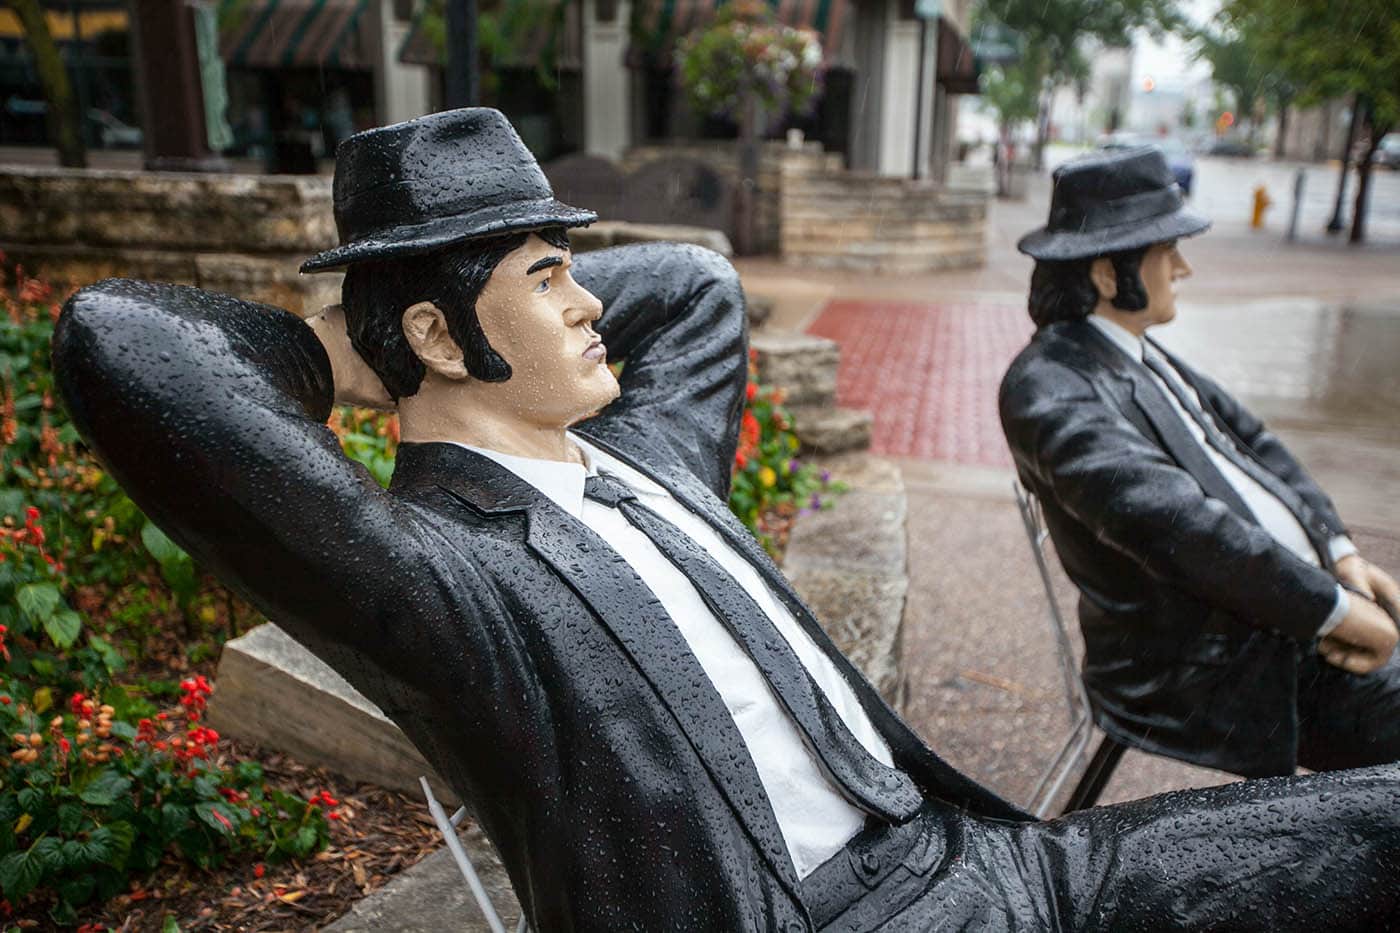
[
  {"left": 1089, "top": 257, "right": 1118, "bottom": 302},
  {"left": 401, "top": 302, "right": 469, "bottom": 380}
]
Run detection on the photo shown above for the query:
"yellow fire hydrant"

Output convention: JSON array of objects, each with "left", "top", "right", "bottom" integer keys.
[{"left": 1251, "top": 185, "right": 1272, "bottom": 229}]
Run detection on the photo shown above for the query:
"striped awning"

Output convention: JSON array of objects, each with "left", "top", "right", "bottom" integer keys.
[
  {"left": 398, "top": 0, "right": 583, "bottom": 70},
  {"left": 630, "top": 0, "right": 850, "bottom": 64},
  {"left": 220, "top": 0, "right": 373, "bottom": 70}
]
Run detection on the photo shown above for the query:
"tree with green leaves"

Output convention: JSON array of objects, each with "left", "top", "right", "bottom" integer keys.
[
  {"left": 1192, "top": 27, "right": 1268, "bottom": 143},
  {"left": 1223, "top": 0, "right": 1400, "bottom": 242},
  {"left": 3, "top": 0, "right": 85, "bottom": 168},
  {"left": 979, "top": 53, "right": 1042, "bottom": 194},
  {"left": 977, "top": 0, "right": 1177, "bottom": 167}
]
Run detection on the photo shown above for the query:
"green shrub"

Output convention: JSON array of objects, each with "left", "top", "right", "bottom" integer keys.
[
  {"left": 2, "top": 260, "right": 333, "bottom": 924},
  {"left": 0, "top": 676, "right": 336, "bottom": 925}
]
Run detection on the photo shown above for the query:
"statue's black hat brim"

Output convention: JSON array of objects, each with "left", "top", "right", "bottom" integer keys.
[
  {"left": 301, "top": 197, "right": 597, "bottom": 273},
  {"left": 1016, "top": 205, "right": 1211, "bottom": 262}
]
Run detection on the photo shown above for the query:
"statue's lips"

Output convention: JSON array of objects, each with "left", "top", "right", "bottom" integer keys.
[{"left": 583, "top": 340, "right": 607, "bottom": 363}]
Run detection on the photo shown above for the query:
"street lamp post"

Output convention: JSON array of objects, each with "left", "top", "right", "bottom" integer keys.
[{"left": 445, "top": 0, "right": 480, "bottom": 108}]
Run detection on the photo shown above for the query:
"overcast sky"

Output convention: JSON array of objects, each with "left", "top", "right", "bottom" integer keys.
[{"left": 1132, "top": 0, "right": 1217, "bottom": 89}]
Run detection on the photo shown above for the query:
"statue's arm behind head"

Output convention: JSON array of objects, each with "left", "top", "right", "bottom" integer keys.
[
  {"left": 51, "top": 280, "right": 426, "bottom": 657},
  {"left": 572, "top": 243, "right": 748, "bottom": 498}
]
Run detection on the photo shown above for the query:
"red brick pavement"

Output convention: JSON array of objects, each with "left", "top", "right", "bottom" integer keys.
[{"left": 806, "top": 300, "right": 1033, "bottom": 466}]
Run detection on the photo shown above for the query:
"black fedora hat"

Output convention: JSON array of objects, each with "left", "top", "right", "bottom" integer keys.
[
  {"left": 302, "top": 108, "right": 596, "bottom": 273},
  {"left": 1016, "top": 146, "right": 1211, "bottom": 262}
]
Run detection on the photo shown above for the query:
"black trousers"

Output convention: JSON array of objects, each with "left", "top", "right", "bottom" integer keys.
[
  {"left": 1297, "top": 649, "right": 1400, "bottom": 771},
  {"left": 801, "top": 764, "right": 1400, "bottom": 931}
]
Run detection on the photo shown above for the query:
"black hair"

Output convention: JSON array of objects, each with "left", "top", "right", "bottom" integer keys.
[
  {"left": 340, "top": 226, "right": 572, "bottom": 400},
  {"left": 1027, "top": 245, "right": 1150, "bottom": 329}
]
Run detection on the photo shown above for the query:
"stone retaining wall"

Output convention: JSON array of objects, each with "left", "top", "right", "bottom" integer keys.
[
  {"left": 0, "top": 167, "right": 341, "bottom": 316},
  {"left": 780, "top": 159, "right": 987, "bottom": 272}
]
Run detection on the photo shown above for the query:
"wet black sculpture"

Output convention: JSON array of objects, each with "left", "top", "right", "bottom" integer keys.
[
  {"left": 54, "top": 114, "right": 1400, "bottom": 930},
  {"left": 1002, "top": 146, "right": 1400, "bottom": 779}
]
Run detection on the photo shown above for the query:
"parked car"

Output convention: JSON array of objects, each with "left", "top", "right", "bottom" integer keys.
[
  {"left": 1375, "top": 133, "right": 1400, "bottom": 170},
  {"left": 1, "top": 98, "right": 142, "bottom": 149},
  {"left": 1099, "top": 133, "right": 1196, "bottom": 196},
  {"left": 1203, "top": 136, "right": 1257, "bottom": 158}
]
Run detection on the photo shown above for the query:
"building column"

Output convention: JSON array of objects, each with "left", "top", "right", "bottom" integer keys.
[
  {"left": 131, "top": 0, "right": 224, "bottom": 171},
  {"left": 582, "top": 0, "right": 631, "bottom": 158},
  {"left": 873, "top": 0, "right": 936, "bottom": 178},
  {"left": 367, "top": 0, "right": 432, "bottom": 125}
]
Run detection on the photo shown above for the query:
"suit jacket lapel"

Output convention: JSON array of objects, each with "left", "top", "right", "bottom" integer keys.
[
  {"left": 1067, "top": 323, "right": 1256, "bottom": 523},
  {"left": 573, "top": 432, "right": 1034, "bottom": 821},
  {"left": 1147, "top": 340, "right": 1330, "bottom": 556},
  {"left": 393, "top": 441, "right": 804, "bottom": 898}
]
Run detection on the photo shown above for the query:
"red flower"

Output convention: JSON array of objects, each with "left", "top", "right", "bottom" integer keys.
[
  {"left": 254, "top": 863, "right": 266, "bottom": 879},
  {"left": 69, "top": 692, "right": 87, "bottom": 714},
  {"left": 211, "top": 808, "right": 232, "bottom": 831},
  {"left": 745, "top": 382, "right": 758, "bottom": 402},
  {"left": 58, "top": 737, "right": 71, "bottom": 755},
  {"left": 310, "top": 790, "right": 340, "bottom": 808}
]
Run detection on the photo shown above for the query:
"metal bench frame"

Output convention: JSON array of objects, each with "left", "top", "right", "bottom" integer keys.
[
  {"left": 1014, "top": 482, "right": 1125, "bottom": 817},
  {"left": 420, "top": 777, "right": 530, "bottom": 933}
]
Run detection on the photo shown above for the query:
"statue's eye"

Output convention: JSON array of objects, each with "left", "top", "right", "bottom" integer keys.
[{"left": 534, "top": 277, "right": 550, "bottom": 295}]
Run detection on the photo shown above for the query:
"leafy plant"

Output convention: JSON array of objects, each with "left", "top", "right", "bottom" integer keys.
[
  {"left": 1, "top": 259, "right": 335, "bottom": 922},
  {"left": 328, "top": 407, "right": 400, "bottom": 488},
  {"left": 0, "top": 677, "right": 336, "bottom": 924},
  {"left": 676, "top": 0, "right": 824, "bottom": 122},
  {"left": 729, "top": 352, "right": 843, "bottom": 554}
]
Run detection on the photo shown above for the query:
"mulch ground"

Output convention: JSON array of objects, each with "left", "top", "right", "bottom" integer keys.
[{"left": 20, "top": 739, "right": 438, "bottom": 932}]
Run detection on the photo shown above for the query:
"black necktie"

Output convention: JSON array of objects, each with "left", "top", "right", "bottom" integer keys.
[
  {"left": 583, "top": 472, "right": 922, "bottom": 823},
  {"left": 1141, "top": 352, "right": 1313, "bottom": 531}
]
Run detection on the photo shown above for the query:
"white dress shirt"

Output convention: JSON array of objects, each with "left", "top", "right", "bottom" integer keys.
[
  {"left": 1089, "top": 315, "right": 1351, "bottom": 633},
  {"left": 451, "top": 435, "right": 894, "bottom": 878}
]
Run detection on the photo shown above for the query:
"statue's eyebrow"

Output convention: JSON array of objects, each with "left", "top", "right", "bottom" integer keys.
[{"left": 526, "top": 255, "right": 564, "bottom": 276}]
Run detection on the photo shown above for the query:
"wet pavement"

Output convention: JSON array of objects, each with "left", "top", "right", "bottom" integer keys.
[{"left": 739, "top": 156, "right": 1400, "bottom": 809}]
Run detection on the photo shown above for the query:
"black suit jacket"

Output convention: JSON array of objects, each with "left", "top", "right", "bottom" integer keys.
[
  {"left": 55, "top": 243, "right": 1026, "bottom": 932},
  {"left": 999, "top": 319, "right": 1347, "bottom": 777}
]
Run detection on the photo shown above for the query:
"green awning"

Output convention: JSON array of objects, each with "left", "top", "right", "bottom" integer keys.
[{"left": 220, "top": 0, "right": 372, "bottom": 70}]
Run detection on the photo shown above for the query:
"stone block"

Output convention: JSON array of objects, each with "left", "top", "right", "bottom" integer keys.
[
  {"left": 786, "top": 455, "right": 909, "bottom": 703},
  {"left": 570, "top": 221, "right": 733, "bottom": 257},
  {"left": 791, "top": 570, "right": 908, "bottom": 701},
  {"left": 789, "top": 406, "right": 872, "bottom": 454},
  {"left": 596, "top": 220, "right": 734, "bottom": 257},
  {"left": 206, "top": 624, "right": 455, "bottom": 804},
  {"left": 325, "top": 831, "right": 520, "bottom": 932},
  {"left": 750, "top": 331, "right": 840, "bottom": 406}
]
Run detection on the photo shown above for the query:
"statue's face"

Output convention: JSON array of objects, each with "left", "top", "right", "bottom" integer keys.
[
  {"left": 472, "top": 234, "right": 620, "bottom": 426},
  {"left": 1138, "top": 239, "right": 1193, "bottom": 326}
]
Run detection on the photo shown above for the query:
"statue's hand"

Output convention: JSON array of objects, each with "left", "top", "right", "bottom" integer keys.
[
  {"left": 306, "top": 304, "right": 395, "bottom": 411},
  {"left": 1319, "top": 595, "right": 1399, "bottom": 675},
  {"left": 1336, "top": 554, "right": 1400, "bottom": 622}
]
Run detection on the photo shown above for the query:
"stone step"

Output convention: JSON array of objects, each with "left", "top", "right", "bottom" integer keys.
[
  {"left": 790, "top": 406, "right": 873, "bottom": 455},
  {"left": 570, "top": 220, "right": 733, "bottom": 257},
  {"left": 749, "top": 331, "right": 840, "bottom": 407},
  {"left": 206, "top": 624, "right": 456, "bottom": 804},
  {"left": 324, "top": 834, "right": 520, "bottom": 933}
]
